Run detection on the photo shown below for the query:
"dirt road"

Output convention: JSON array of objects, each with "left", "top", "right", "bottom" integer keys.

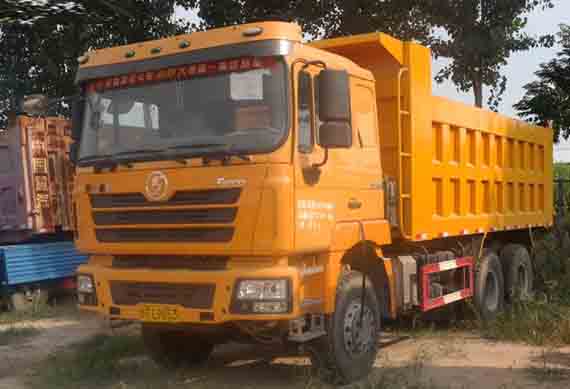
[
  {"left": 0, "top": 315, "right": 569, "bottom": 389},
  {"left": 0, "top": 315, "right": 101, "bottom": 389}
]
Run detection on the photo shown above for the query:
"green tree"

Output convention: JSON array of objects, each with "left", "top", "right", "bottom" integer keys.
[
  {"left": 515, "top": 24, "right": 570, "bottom": 141},
  {"left": 426, "top": 0, "right": 555, "bottom": 109},
  {"left": 191, "top": 0, "right": 555, "bottom": 110},
  {"left": 0, "top": 0, "right": 195, "bottom": 127},
  {"left": 189, "top": 0, "right": 433, "bottom": 42}
]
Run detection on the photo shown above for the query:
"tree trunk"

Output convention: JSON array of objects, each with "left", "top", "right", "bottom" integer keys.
[{"left": 472, "top": 74, "right": 483, "bottom": 108}]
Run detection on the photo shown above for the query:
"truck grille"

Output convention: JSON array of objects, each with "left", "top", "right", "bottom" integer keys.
[
  {"left": 112, "top": 255, "right": 228, "bottom": 270},
  {"left": 93, "top": 208, "right": 237, "bottom": 225},
  {"left": 90, "top": 188, "right": 241, "bottom": 243},
  {"left": 96, "top": 228, "right": 234, "bottom": 242},
  {"left": 110, "top": 281, "right": 215, "bottom": 309},
  {"left": 90, "top": 188, "right": 241, "bottom": 208}
]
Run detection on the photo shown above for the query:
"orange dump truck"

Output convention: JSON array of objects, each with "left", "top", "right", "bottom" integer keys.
[{"left": 68, "top": 22, "right": 552, "bottom": 383}]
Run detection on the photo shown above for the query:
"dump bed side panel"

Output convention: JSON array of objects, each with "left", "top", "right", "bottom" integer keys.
[{"left": 412, "top": 97, "right": 553, "bottom": 240}]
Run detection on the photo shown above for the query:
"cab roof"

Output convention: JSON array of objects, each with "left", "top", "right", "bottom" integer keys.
[{"left": 79, "top": 22, "right": 302, "bottom": 70}]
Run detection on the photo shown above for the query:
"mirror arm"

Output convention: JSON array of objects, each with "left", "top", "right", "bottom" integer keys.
[{"left": 312, "top": 147, "right": 329, "bottom": 169}]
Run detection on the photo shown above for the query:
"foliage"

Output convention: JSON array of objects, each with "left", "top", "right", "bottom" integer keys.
[
  {"left": 36, "top": 334, "right": 146, "bottom": 389},
  {"left": 515, "top": 24, "right": 570, "bottom": 141},
  {"left": 191, "top": 1, "right": 555, "bottom": 110},
  {"left": 188, "top": 0, "right": 434, "bottom": 42},
  {"left": 425, "top": 0, "right": 556, "bottom": 109},
  {"left": 485, "top": 228, "right": 570, "bottom": 346},
  {"left": 1, "top": 0, "right": 86, "bottom": 24},
  {"left": 0, "top": 1, "right": 196, "bottom": 128}
]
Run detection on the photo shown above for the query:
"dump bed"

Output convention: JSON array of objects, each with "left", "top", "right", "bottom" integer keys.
[
  {"left": 0, "top": 116, "right": 74, "bottom": 243},
  {"left": 313, "top": 34, "right": 553, "bottom": 241}
]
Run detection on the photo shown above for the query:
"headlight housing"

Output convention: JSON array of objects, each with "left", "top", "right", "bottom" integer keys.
[
  {"left": 77, "top": 274, "right": 94, "bottom": 294},
  {"left": 237, "top": 279, "right": 288, "bottom": 300},
  {"left": 231, "top": 279, "right": 291, "bottom": 314}
]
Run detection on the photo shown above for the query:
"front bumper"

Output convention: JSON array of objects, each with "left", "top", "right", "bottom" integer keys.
[{"left": 77, "top": 261, "right": 304, "bottom": 324}]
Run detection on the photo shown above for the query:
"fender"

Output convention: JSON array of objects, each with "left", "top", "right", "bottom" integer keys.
[
  {"left": 330, "top": 219, "right": 391, "bottom": 252},
  {"left": 323, "top": 220, "right": 396, "bottom": 318}
]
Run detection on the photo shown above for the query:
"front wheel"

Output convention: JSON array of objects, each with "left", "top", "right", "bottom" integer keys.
[
  {"left": 309, "top": 271, "right": 380, "bottom": 385},
  {"left": 142, "top": 326, "right": 214, "bottom": 368}
]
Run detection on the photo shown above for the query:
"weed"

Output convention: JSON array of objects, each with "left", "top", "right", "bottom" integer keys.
[
  {"left": 34, "top": 334, "right": 146, "bottom": 389},
  {"left": 484, "top": 299, "right": 570, "bottom": 346}
]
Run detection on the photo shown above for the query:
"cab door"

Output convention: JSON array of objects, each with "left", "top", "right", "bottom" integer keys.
[{"left": 293, "top": 66, "right": 383, "bottom": 252}]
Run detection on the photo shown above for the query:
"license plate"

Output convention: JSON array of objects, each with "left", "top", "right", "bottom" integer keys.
[{"left": 139, "top": 304, "right": 180, "bottom": 323}]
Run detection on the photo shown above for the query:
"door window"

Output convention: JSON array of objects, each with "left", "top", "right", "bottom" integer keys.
[{"left": 297, "top": 71, "right": 313, "bottom": 153}]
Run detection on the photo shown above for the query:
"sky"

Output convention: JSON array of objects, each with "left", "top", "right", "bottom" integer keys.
[
  {"left": 431, "top": 0, "right": 570, "bottom": 162},
  {"left": 176, "top": 2, "right": 570, "bottom": 160}
]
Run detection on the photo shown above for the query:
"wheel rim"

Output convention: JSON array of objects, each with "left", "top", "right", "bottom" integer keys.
[
  {"left": 343, "top": 300, "right": 375, "bottom": 358},
  {"left": 484, "top": 272, "right": 499, "bottom": 312}
]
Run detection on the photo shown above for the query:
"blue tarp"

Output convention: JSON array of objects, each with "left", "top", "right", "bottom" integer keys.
[{"left": 0, "top": 241, "right": 88, "bottom": 286}]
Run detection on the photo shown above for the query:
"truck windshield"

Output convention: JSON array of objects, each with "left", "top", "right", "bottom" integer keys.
[{"left": 78, "top": 57, "right": 288, "bottom": 164}]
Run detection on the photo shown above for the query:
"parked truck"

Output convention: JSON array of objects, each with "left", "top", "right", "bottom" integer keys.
[
  {"left": 66, "top": 22, "right": 552, "bottom": 383},
  {"left": 0, "top": 115, "right": 87, "bottom": 310}
]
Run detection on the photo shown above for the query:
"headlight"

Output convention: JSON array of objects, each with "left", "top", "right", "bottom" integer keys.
[
  {"left": 237, "top": 279, "right": 288, "bottom": 300},
  {"left": 77, "top": 274, "right": 94, "bottom": 293}
]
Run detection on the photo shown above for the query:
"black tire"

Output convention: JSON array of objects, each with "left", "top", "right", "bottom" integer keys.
[
  {"left": 500, "top": 244, "right": 533, "bottom": 301},
  {"left": 474, "top": 251, "right": 505, "bottom": 321},
  {"left": 142, "top": 326, "right": 214, "bottom": 368},
  {"left": 309, "top": 271, "right": 380, "bottom": 385}
]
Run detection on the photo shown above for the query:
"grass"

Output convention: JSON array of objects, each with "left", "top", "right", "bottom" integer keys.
[
  {"left": 0, "top": 297, "right": 80, "bottom": 325},
  {"left": 0, "top": 325, "right": 39, "bottom": 346},
  {"left": 484, "top": 300, "right": 570, "bottom": 346},
  {"left": 473, "top": 226, "right": 570, "bottom": 346},
  {"left": 33, "top": 334, "right": 147, "bottom": 389}
]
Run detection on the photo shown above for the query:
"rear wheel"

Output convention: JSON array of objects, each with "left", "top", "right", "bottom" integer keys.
[
  {"left": 501, "top": 244, "right": 533, "bottom": 301},
  {"left": 474, "top": 252, "right": 505, "bottom": 321},
  {"left": 309, "top": 271, "right": 380, "bottom": 385},
  {"left": 142, "top": 326, "right": 214, "bottom": 368}
]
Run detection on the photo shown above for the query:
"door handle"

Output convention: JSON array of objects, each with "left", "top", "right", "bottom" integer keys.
[{"left": 348, "top": 198, "right": 362, "bottom": 209}]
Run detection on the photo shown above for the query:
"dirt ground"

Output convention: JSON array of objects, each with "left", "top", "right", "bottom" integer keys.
[{"left": 1, "top": 312, "right": 569, "bottom": 389}]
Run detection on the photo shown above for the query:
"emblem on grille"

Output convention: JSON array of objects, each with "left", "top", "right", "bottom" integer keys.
[{"left": 145, "top": 171, "right": 169, "bottom": 201}]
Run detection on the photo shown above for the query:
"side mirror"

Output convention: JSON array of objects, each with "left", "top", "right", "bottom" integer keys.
[
  {"left": 317, "top": 69, "right": 351, "bottom": 122},
  {"left": 71, "top": 96, "right": 84, "bottom": 141},
  {"left": 21, "top": 94, "right": 49, "bottom": 115},
  {"left": 318, "top": 122, "right": 352, "bottom": 148}
]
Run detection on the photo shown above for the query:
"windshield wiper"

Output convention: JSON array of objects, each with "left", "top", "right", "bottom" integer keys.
[
  {"left": 112, "top": 148, "right": 163, "bottom": 156},
  {"left": 202, "top": 149, "right": 251, "bottom": 164},
  {"left": 167, "top": 143, "right": 251, "bottom": 164},
  {"left": 77, "top": 154, "right": 132, "bottom": 168},
  {"left": 167, "top": 143, "right": 226, "bottom": 150}
]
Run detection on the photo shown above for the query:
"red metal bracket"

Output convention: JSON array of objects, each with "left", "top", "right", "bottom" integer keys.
[{"left": 420, "top": 257, "right": 474, "bottom": 312}]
